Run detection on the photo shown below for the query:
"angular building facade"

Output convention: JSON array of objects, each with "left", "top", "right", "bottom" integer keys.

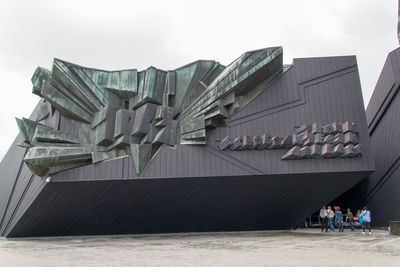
[
  {"left": 346, "top": 47, "right": 400, "bottom": 227},
  {"left": 0, "top": 47, "right": 374, "bottom": 237}
]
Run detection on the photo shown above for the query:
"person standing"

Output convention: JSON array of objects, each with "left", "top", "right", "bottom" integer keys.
[
  {"left": 327, "top": 206, "right": 335, "bottom": 232},
  {"left": 319, "top": 206, "right": 328, "bottom": 232},
  {"left": 335, "top": 206, "right": 344, "bottom": 232},
  {"left": 357, "top": 210, "right": 365, "bottom": 232},
  {"left": 361, "top": 206, "right": 372, "bottom": 234},
  {"left": 346, "top": 208, "right": 354, "bottom": 231}
]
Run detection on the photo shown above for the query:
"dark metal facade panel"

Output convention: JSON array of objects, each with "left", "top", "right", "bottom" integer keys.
[
  {"left": 52, "top": 144, "right": 253, "bottom": 182},
  {"left": 0, "top": 103, "right": 41, "bottom": 234},
  {"left": 8, "top": 171, "right": 367, "bottom": 237},
  {"left": 292, "top": 56, "right": 357, "bottom": 84},
  {"left": 366, "top": 48, "right": 400, "bottom": 127},
  {"left": 228, "top": 66, "right": 299, "bottom": 121},
  {"left": 348, "top": 47, "right": 400, "bottom": 226},
  {"left": 209, "top": 56, "right": 373, "bottom": 175},
  {"left": 366, "top": 164, "right": 400, "bottom": 226},
  {"left": 366, "top": 88, "right": 400, "bottom": 193},
  {"left": 3, "top": 175, "right": 48, "bottom": 237},
  {"left": 0, "top": 165, "right": 34, "bottom": 235},
  {"left": 58, "top": 114, "right": 79, "bottom": 138},
  {"left": 0, "top": 136, "right": 27, "bottom": 231}
]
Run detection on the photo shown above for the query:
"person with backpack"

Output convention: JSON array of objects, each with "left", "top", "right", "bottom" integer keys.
[
  {"left": 335, "top": 206, "right": 344, "bottom": 232},
  {"left": 319, "top": 206, "right": 328, "bottom": 232},
  {"left": 327, "top": 206, "right": 335, "bottom": 232},
  {"left": 360, "top": 206, "right": 372, "bottom": 234}
]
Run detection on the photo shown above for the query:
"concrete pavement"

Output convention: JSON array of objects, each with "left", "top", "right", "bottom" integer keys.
[{"left": 0, "top": 229, "right": 399, "bottom": 266}]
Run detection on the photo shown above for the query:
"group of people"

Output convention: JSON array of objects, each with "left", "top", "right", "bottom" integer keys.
[{"left": 319, "top": 206, "right": 372, "bottom": 234}]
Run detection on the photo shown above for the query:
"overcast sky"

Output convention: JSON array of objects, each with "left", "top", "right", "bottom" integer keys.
[{"left": 0, "top": 0, "right": 398, "bottom": 160}]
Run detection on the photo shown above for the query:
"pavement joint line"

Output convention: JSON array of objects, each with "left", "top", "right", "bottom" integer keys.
[{"left": 3, "top": 230, "right": 292, "bottom": 241}]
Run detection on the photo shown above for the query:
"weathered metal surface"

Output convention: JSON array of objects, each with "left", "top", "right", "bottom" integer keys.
[{"left": 16, "top": 47, "right": 289, "bottom": 176}]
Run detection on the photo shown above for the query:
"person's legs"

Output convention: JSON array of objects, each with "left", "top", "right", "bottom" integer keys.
[
  {"left": 366, "top": 222, "right": 371, "bottom": 233},
  {"left": 338, "top": 219, "right": 343, "bottom": 232},
  {"left": 324, "top": 217, "right": 328, "bottom": 232},
  {"left": 329, "top": 218, "right": 335, "bottom": 232},
  {"left": 361, "top": 222, "right": 365, "bottom": 233},
  {"left": 349, "top": 218, "right": 354, "bottom": 231}
]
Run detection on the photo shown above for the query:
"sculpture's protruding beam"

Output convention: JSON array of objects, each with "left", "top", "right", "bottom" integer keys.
[{"left": 179, "top": 47, "right": 284, "bottom": 144}]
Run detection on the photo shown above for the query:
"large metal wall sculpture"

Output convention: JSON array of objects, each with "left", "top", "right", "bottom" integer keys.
[
  {"left": 0, "top": 47, "right": 374, "bottom": 237},
  {"left": 16, "top": 47, "right": 283, "bottom": 176}
]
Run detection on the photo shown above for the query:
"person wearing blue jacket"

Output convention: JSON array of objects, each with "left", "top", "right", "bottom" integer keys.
[
  {"left": 335, "top": 206, "right": 344, "bottom": 232},
  {"left": 361, "top": 206, "right": 372, "bottom": 235}
]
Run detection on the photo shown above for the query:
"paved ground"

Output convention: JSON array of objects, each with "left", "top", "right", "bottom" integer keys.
[{"left": 0, "top": 229, "right": 399, "bottom": 266}]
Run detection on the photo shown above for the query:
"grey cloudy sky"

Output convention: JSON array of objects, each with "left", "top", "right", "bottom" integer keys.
[{"left": 0, "top": 0, "right": 398, "bottom": 160}]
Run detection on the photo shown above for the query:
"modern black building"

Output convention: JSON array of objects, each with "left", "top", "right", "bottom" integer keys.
[{"left": 0, "top": 47, "right": 374, "bottom": 237}]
